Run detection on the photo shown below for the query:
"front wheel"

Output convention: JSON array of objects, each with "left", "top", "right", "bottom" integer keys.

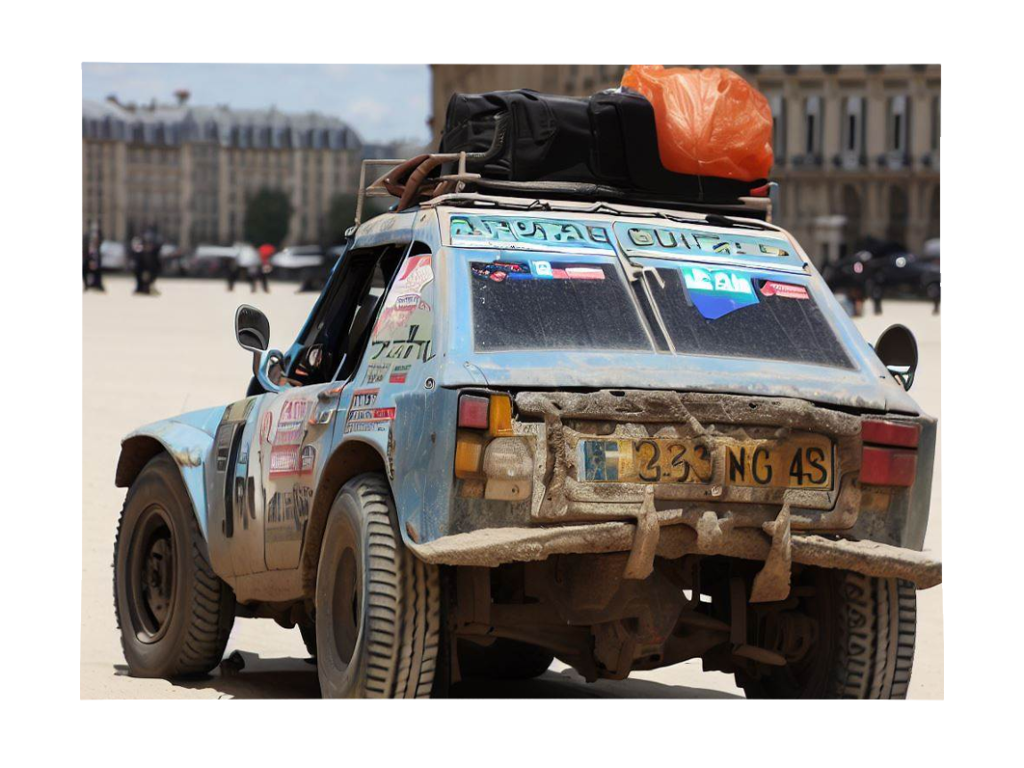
[
  {"left": 113, "top": 454, "right": 236, "bottom": 678},
  {"left": 738, "top": 568, "right": 916, "bottom": 699},
  {"left": 315, "top": 474, "right": 441, "bottom": 698}
]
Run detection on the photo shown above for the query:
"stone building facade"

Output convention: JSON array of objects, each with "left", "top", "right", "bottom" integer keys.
[
  {"left": 82, "top": 96, "right": 363, "bottom": 249},
  {"left": 429, "top": 65, "right": 940, "bottom": 264}
]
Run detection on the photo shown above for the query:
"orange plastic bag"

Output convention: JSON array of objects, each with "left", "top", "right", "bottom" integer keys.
[{"left": 621, "top": 65, "right": 773, "bottom": 182}]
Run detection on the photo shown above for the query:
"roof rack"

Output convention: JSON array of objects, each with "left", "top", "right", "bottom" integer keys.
[
  {"left": 354, "top": 153, "right": 776, "bottom": 227},
  {"left": 354, "top": 153, "right": 485, "bottom": 227}
]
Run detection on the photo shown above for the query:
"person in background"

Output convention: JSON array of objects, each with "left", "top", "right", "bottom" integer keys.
[
  {"left": 226, "top": 247, "right": 242, "bottom": 292},
  {"left": 257, "top": 243, "right": 274, "bottom": 293},
  {"left": 868, "top": 280, "right": 883, "bottom": 316},
  {"left": 142, "top": 225, "right": 162, "bottom": 296},
  {"left": 237, "top": 243, "right": 262, "bottom": 293},
  {"left": 130, "top": 235, "right": 146, "bottom": 294},
  {"left": 82, "top": 223, "right": 105, "bottom": 292}
]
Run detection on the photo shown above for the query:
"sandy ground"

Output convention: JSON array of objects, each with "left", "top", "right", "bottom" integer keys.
[{"left": 81, "top": 276, "right": 942, "bottom": 699}]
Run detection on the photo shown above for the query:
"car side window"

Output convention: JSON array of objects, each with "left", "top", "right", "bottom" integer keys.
[
  {"left": 333, "top": 250, "right": 405, "bottom": 382},
  {"left": 353, "top": 242, "right": 436, "bottom": 385},
  {"left": 287, "top": 243, "right": 408, "bottom": 386}
]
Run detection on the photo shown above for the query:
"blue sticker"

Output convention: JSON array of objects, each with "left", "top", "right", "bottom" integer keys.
[
  {"left": 681, "top": 266, "right": 759, "bottom": 320},
  {"left": 581, "top": 440, "right": 620, "bottom": 481}
]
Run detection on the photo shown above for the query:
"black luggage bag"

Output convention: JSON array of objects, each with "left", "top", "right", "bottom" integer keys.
[{"left": 438, "top": 89, "right": 765, "bottom": 204}]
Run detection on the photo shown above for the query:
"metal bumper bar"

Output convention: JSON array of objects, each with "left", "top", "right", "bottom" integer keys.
[{"left": 408, "top": 518, "right": 942, "bottom": 590}]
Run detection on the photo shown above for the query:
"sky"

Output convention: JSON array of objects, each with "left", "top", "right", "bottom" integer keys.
[{"left": 82, "top": 63, "right": 431, "bottom": 145}]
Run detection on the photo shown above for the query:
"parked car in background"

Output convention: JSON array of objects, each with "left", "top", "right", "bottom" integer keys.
[
  {"left": 271, "top": 245, "right": 327, "bottom": 291},
  {"left": 869, "top": 250, "right": 940, "bottom": 302},
  {"left": 823, "top": 239, "right": 940, "bottom": 305},
  {"left": 100, "top": 240, "right": 128, "bottom": 271},
  {"left": 184, "top": 244, "right": 241, "bottom": 278},
  {"left": 158, "top": 242, "right": 185, "bottom": 275},
  {"left": 821, "top": 250, "right": 873, "bottom": 299}
]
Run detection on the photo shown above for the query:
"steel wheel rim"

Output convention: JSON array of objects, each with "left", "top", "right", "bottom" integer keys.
[{"left": 127, "top": 504, "right": 176, "bottom": 644}]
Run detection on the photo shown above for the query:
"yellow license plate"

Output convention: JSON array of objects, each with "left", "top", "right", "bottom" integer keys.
[{"left": 578, "top": 433, "right": 833, "bottom": 489}]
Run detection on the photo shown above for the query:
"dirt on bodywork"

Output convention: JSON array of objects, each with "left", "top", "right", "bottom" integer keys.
[{"left": 411, "top": 389, "right": 941, "bottom": 597}]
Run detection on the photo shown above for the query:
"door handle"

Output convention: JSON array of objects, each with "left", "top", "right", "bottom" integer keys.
[{"left": 318, "top": 385, "right": 345, "bottom": 402}]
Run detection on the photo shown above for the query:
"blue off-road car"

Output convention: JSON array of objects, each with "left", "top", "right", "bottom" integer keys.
[{"left": 113, "top": 146, "right": 941, "bottom": 698}]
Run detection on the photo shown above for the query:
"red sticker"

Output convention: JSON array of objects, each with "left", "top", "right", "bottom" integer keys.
[{"left": 760, "top": 281, "right": 809, "bottom": 300}]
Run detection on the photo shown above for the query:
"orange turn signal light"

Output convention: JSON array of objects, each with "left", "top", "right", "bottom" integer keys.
[
  {"left": 454, "top": 429, "right": 487, "bottom": 479},
  {"left": 488, "top": 394, "right": 514, "bottom": 437}
]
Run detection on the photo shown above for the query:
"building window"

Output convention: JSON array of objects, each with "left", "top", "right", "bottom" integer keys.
[
  {"left": 888, "top": 95, "right": 910, "bottom": 154},
  {"left": 770, "top": 95, "right": 787, "bottom": 162},
  {"left": 804, "top": 96, "right": 823, "bottom": 158},
  {"left": 842, "top": 96, "right": 865, "bottom": 155},
  {"left": 931, "top": 95, "right": 941, "bottom": 151}
]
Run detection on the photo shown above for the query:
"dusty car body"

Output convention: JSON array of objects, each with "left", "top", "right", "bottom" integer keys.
[{"left": 114, "top": 189, "right": 940, "bottom": 698}]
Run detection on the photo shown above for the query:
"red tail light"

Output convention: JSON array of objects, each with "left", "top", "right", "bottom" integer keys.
[
  {"left": 861, "top": 420, "right": 919, "bottom": 448},
  {"left": 860, "top": 419, "right": 919, "bottom": 487},
  {"left": 458, "top": 394, "right": 490, "bottom": 430}
]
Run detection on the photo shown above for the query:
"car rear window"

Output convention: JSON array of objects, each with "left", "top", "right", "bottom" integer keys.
[
  {"left": 642, "top": 264, "right": 853, "bottom": 369},
  {"left": 469, "top": 256, "right": 652, "bottom": 351}
]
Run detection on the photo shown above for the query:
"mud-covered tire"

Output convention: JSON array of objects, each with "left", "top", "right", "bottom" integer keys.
[
  {"left": 113, "top": 454, "right": 235, "bottom": 678},
  {"left": 315, "top": 473, "right": 441, "bottom": 698},
  {"left": 458, "top": 638, "right": 554, "bottom": 681},
  {"left": 740, "top": 569, "right": 916, "bottom": 699}
]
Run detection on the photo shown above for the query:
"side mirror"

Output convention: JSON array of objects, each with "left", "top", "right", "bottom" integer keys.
[
  {"left": 875, "top": 323, "right": 918, "bottom": 391},
  {"left": 235, "top": 305, "right": 271, "bottom": 375}
]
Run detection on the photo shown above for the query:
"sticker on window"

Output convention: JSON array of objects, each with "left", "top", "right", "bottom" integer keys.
[
  {"left": 470, "top": 260, "right": 606, "bottom": 283},
  {"left": 365, "top": 255, "right": 434, "bottom": 382},
  {"left": 759, "top": 281, "right": 809, "bottom": 300},
  {"left": 681, "top": 266, "right": 759, "bottom": 320}
]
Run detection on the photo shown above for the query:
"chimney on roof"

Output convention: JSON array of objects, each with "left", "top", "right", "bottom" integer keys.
[{"left": 174, "top": 89, "right": 191, "bottom": 106}]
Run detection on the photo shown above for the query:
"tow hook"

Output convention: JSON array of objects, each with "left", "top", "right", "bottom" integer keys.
[
  {"left": 624, "top": 486, "right": 660, "bottom": 580},
  {"left": 750, "top": 502, "right": 794, "bottom": 603}
]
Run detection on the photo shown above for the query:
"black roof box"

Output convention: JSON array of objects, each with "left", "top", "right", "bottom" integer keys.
[{"left": 439, "top": 89, "right": 766, "bottom": 205}]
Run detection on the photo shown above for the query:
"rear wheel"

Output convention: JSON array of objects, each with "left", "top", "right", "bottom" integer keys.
[
  {"left": 113, "top": 454, "right": 235, "bottom": 678},
  {"left": 738, "top": 568, "right": 916, "bottom": 699},
  {"left": 315, "top": 474, "right": 441, "bottom": 698}
]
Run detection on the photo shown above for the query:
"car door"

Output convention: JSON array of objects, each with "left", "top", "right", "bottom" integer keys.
[
  {"left": 254, "top": 380, "right": 344, "bottom": 571},
  {"left": 258, "top": 242, "right": 411, "bottom": 571}
]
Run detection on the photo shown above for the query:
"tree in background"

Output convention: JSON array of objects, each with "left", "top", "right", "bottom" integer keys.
[
  {"left": 244, "top": 188, "right": 292, "bottom": 248},
  {"left": 325, "top": 192, "right": 391, "bottom": 247}
]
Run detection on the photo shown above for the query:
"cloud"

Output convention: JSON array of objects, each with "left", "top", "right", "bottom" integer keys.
[
  {"left": 82, "top": 63, "right": 431, "bottom": 143},
  {"left": 348, "top": 98, "right": 390, "bottom": 124}
]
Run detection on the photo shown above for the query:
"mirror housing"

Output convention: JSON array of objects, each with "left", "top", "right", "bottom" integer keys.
[
  {"left": 875, "top": 324, "right": 918, "bottom": 391},
  {"left": 235, "top": 304, "right": 272, "bottom": 378}
]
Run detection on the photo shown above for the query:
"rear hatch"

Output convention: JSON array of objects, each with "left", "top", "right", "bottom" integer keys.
[
  {"left": 509, "top": 389, "right": 933, "bottom": 548},
  {"left": 440, "top": 210, "right": 919, "bottom": 413},
  {"left": 515, "top": 390, "right": 859, "bottom": 526}
]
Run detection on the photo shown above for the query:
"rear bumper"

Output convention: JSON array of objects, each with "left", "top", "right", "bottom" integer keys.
[{"left": 408, "top": 517, "right": 942, "bottom": 591}]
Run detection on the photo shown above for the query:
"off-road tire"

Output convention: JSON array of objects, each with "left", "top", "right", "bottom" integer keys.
[
  {"left": 739, "top": 569, "right": 916, "bottom": 699},
  {"left": 113, "top": 454, "right": 235, "bottom": 678},
  {"left": 458, "top": 638, "right": 554, "bottom": 681},
  {"left": 315, "top": 473, "right": 441, "bottom": 698}
]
